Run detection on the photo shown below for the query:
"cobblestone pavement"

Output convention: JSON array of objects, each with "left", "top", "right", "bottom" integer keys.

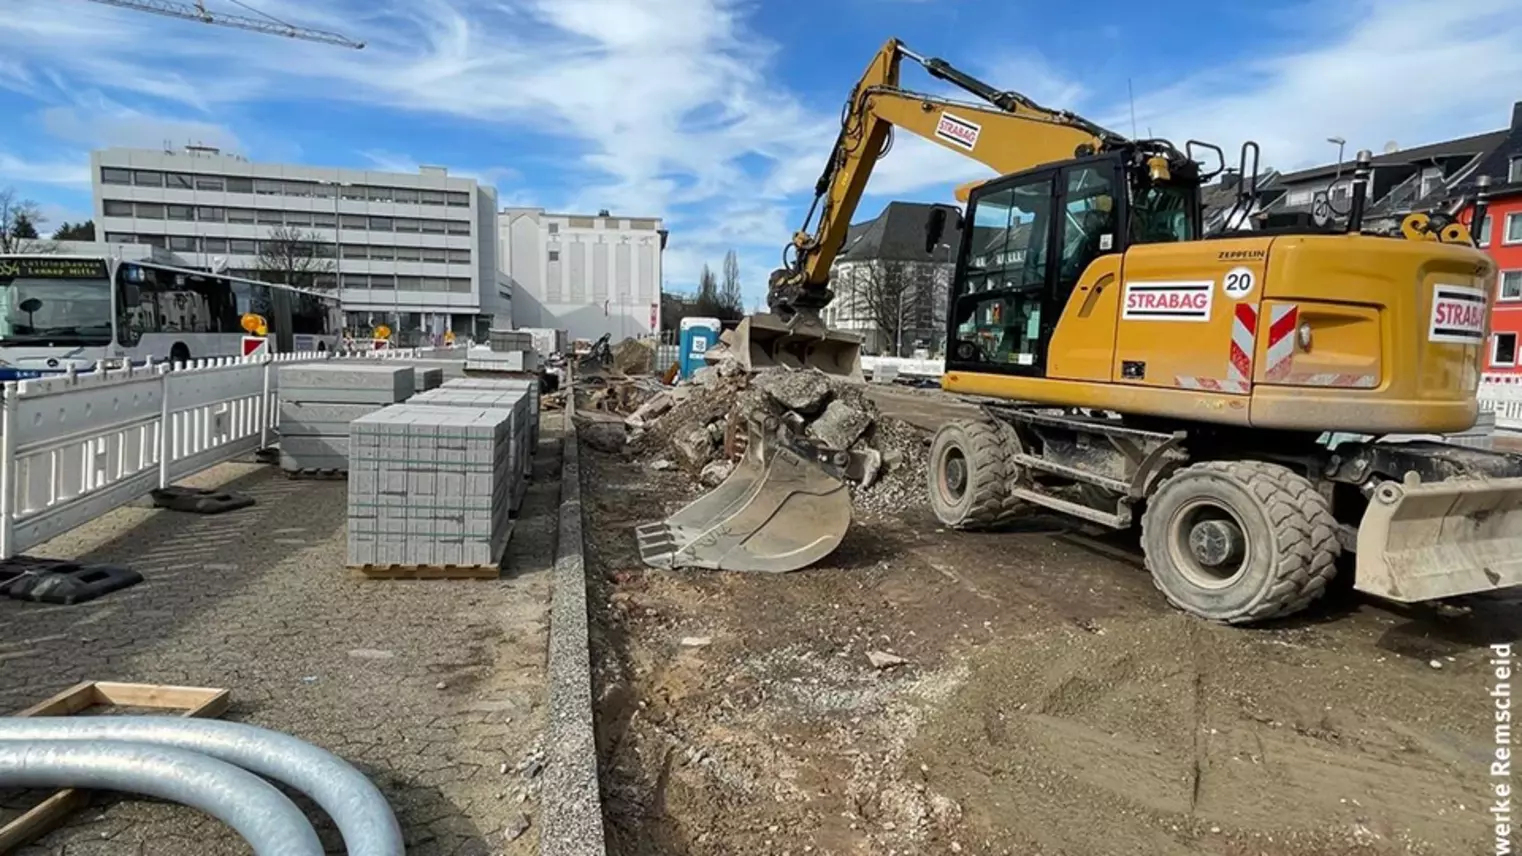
[{"left": 0, "top": 416, "right": 563, "bottom": 855}]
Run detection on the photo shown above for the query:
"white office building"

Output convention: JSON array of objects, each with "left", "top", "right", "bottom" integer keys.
[
  {"left": 91, "top": 146, "right": 508, "bottom": 342},
  {"left": 498, "top": 207, "right": 666, "bottom": 342}
]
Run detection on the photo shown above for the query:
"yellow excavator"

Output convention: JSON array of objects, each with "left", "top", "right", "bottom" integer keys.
[{"left": 640, "top": 38, "right": 1522, "bottom": 624}]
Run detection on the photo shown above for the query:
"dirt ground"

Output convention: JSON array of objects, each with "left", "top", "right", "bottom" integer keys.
[
  {"left": 0, "top": 417, "right": 563, "bottom": 855},
  {"left": 584, "top": 416, "right": 1520, "bottom": 856}
]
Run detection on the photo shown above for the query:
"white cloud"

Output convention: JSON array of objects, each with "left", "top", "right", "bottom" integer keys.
[{"left": 0, "top": 153, "right": 91, "bottom": 188}]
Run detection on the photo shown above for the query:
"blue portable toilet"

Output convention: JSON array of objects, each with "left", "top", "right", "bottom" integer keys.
[{"left": 679, "top": 317, "right": 722, "bottom": 380}]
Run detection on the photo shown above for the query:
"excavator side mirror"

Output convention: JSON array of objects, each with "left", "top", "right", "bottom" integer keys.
[{"left": 925, "top": 207, "right": 948, "bottom": 254}]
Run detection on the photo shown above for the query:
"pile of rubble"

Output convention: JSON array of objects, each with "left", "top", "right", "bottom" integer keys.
[{"left": 622, "top": 361, "right": 931, "bottom": 515}]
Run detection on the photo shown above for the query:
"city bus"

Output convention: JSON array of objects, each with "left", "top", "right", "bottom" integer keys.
[{"left": 0, "top": 254, "right": 344, "bottom": 380}]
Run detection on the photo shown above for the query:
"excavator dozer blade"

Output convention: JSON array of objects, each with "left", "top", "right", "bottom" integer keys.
[
  {"left": 635, "top": 419, "right": 852, "bottom": 573},
  {"left": 730, "top": 312, "right": 864, "bottom": 381},
  {"left": 1355, "top": 474, "right": 1522, "bottom": 603}
]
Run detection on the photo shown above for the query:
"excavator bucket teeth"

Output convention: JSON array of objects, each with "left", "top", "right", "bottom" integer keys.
[
  {"left": 1355, "top": 475, "right": 1522, "bottom": 603},
  {"left": 635, "top": 421, "right": 852, "bottom": 573},
  {"left": 730, "top": 313, "right": 864, "bottom": 381}
]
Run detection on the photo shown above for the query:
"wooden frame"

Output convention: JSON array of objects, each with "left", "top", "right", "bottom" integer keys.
[{"left": 0, "top": 681, "right": 230, "bottom": 854}]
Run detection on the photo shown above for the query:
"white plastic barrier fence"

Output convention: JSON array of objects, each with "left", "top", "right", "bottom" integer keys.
[{"left": 0, "top": 347, "right": 446, "bottom": 559}]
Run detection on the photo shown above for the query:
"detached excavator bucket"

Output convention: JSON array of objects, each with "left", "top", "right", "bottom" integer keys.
[
  {"left": 1356, "top": 473, "right": 1522, "bottom": 602},
  {"left": 730, "top": 312, "right": 864, "bottom": 381},
  {"left": 635, "top": 417, "right": 852, "bottom": 573}
]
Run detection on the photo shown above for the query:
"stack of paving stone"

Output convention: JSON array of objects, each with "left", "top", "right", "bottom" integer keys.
[
  {"left": 438, "top": 377, "right": 541, "bottom": 451},
  {"left": 277, "top": 364, "right": 415, "bottom": 475},
  {"left": 346, "top": 396, "right": 529, "bottom": 573},
  {"left": 469, "top": 328, "right": 539, "bottom": 372},
  {"left": 415, "top": 366, "right": 444, "bottom": 391},
  {"left": 406, "top": 385, "right": 535, "bottom": 508}
]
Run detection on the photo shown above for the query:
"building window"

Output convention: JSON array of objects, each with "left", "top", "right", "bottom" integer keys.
[
  {"left": 1508, "top": 212, "right": 1522, "bottom": 244},
  {"left": 101, "top": 167, "right": 132, "bottom": 185},
  {"left": 446, "top": 220, "right": 471, "bottom": 236},
  {"left": 395, "top": 247, "right": 421, "bottom": 261},
  {"left": 196, "top": 206, "right": 225, "bottom": 223},
  {"left": 255, "top": 209, "right": 284, "bottom": 226},
  {"left": 340, "top": 214, "right": 367, "bottom": 229},
  {"left": 445, "top": 192, "right": 470, "bottom": 207},
  {"left": 166, "top": 205, "right": 194, "bottom": 221},
  {"left": 447, "top": 249, "right": 472, "bottom": 263},
  {"left": 284, "top": 211, "right": 312, "bottom": 227},
  {"left": 227, "top": 208, "right": 255, "bottom": 224},
  {"left": 1420, "top": 168, "right": 1442, "bottom": 199},
  {"left": 397, "top": 276, "right": 421, "bottom": 290},
  {"left": 104, "top": 232, "right": 134, "bottom": 243},
  {"left": 370, "top": 246, "right": 395, "bottom": 261},
  {"left": 135, "top": 203, "right": 165, "bottom": 219},
  {"left": 628, "top": 218, "right": 657, "bottom": 230},
  {"left": 1511, "top": 156, "right": 1522, "bottom": 184},
  {"left": 103, "top": 200, "right": 133, "bottom": 217},
  {"left": 225, "top": 177, "right": 253, "bottom": 193},
  {"left": 283, "top": 181, "right": 314, "bottom": 198},
  {"left": 366, "top": 187, "right": 394, "bottom": 203},
  {"left": 253, "top": 179, "right": 283, "bottom": 195},
  {"left": 168, "top": 235, "right": 196, "bottom": 251},
  {"left": 420, "top": 190, "right": 447, "bottom": 206},
  {"left": 419, "top": 219, "right": 445, "bottom": 234},
  {"left": 133, "top": 170, "right": 163, "bottom": 187},
  {"left": 229, "top": 239, "right": 257, "bottom": 254},
  {"left": 1479, "top": 215, "right": 1493, "bottom": 246},
  {"left": 393, "top": 218, "right": 420, "bottom": 233},
  {"left": 1495, "top": 333, "right": 1519, "bottom": 368},
  {"left": 1285, "top": 189, "right": 1312, "bottom": 206},
  {"left": 166, "top": 173, "right": 194, "bottom": 190},
  {"left": 394, "top": 188, "right": 419, "bottom": 204},
  {"left": 195, "top": 176, "right": 224, "bottom": 192},
  {"left": 341, "top": 244, "right": 368, "bottom": 259},
  {"left": 421, "top": 248, "right": 447, "bottom": 263},
  {"left": 548, "top": 223, "right": 559, "bottom": 234},
  {"left": 368, "top": 216, "right": 393, "bottom": 231},
  {"left": 1330, "top": 184, "right": 1349, "bottom": 201},
  {"left": 312, "top": 212, "right": 337, "bottom": 228},
  {"left": 202, "top": 237, "right": 228, "bottom": 253},
  {"left": 312, "top": 183, "right": 336, "bottom": 199},
  {"left": 449, "top": 277, "right": 472, "bottom": 293},
  {"left": 369, "top": 274, "right": 396, "bottom": 289},
  {"left": 548, "top": 250, "right": 560, "bottom": 261},
  {"left": 341, "top": 186, "right": 367, "bottom": 201},
  {"left": 1503, "top": 271, "right": 1522, "bottom": 301}
]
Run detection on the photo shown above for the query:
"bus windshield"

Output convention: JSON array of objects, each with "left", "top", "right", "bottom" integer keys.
[{"left": 0, "top": 260, "right": 114, "bottom": 347}]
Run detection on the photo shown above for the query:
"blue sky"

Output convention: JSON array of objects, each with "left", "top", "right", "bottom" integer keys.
[{"left": 3, "top": 0, "right": 1521, "bottom": 308}]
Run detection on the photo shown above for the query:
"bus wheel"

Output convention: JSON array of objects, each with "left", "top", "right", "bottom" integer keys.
[{"left": 170, "top": 343, "right": 190, "bottom": 365}]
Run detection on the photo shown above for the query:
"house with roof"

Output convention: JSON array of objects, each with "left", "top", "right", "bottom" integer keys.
[{"left": 822, "top": 200, "right": 962, "bottom": 356}]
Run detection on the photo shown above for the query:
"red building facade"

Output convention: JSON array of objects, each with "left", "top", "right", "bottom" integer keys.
[{"left": 1475, "top": 187, "right": 1522, "bottom": 376}]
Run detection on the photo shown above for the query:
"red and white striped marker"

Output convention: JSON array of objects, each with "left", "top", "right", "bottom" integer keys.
[{"left": 1264, "top": 304, "right": 1298, "bottom": 380}]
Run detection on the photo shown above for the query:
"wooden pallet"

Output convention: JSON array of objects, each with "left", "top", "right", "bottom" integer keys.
[
  {"left": 349, "top": 563, "right": 501, "bottom": 580},
  {"left": 1, "top": 682, "right": 230, "bottom": 854}
]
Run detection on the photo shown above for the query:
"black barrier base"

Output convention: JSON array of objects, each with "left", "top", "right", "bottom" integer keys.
[{"left": 151, "top": 486, "right": 257, "bottom": 514}]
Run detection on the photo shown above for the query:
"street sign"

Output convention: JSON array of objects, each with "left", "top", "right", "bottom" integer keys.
[{"left": 241, "top": 336, "right": 269, "bottom": 357}]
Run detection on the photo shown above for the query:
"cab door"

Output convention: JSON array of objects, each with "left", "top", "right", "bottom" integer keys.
[{"left": 944, "top": 167, "right": 1059, "bottom": 376}]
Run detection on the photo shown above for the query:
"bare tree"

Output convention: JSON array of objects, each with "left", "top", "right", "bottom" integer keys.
[
  {"left": 254, "top": 226, "right": 334, "bottom": 289},
  {"left": 719, "top": 249, "right": 743, "bottom": 315},
  {"left": 852, "top": 259, "right": 925, "bottom": 356},
  {"left": 0, "top": 187, "right": 57, "bottom": 254}
]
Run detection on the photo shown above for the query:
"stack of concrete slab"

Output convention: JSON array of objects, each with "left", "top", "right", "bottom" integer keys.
[
  {"left": 467, "top": 347, "right": 539, "bottom": 373},
  {"left": 438, "top": 377, "right": 541, "bottom": 451},
  {"left": 489, "top": 329, "right": 533, "bottom": 352},
  {"left": 277, "top": 364, "right": 415, "bottom": 475},
  {"left": 346, "top": 399, "right": 528, "bottom": 573},
  {"left": 407, "top": 385, "right": 535, "bottom": 503},
  {"left": 516, "top": 327, "right": 566, "bottom": 358},
  {"left": 416, "top": 366, "right": 444, "bottom": 391}
]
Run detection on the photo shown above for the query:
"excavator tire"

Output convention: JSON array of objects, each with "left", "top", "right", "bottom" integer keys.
[
  {"left": 1140, "top": 460, "right": 1340, "bottom": 624},
  {"left": 928, "top": 419, "right": 1022, "bottom": 529}
]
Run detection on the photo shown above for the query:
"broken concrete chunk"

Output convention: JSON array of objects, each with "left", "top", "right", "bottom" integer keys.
[
  {"left": 650, "top": 459, "right": 674, "bottom": 471},
  {"left": 715, "top": 353, "right": 744, "bottom": 377},
  {"left": 680, "top": 636, "right": 713, "bottom": 648},
  {"left": 625, "top": 392, "right": 674, "bottom": 430},
  {"left": 867, "top": 650, "right": 908, "bottom": 669},
  {"left": 756, "top": 370, "right": 831, "bottom": 415},
  {"left": 808, "top": 399, "right": 874, "bottom": 451},
  {"left": 690, "top": 366, "right": 720, "bottom": 386},
  {"left": 699, "top": 459, "right": 734, "bottom": 488},
  {"left": 707, "top": 420, "right": 725, "bottom": 442},
  {"left": 673, "top": 426, "right": 717, "bottom": 471},
  {"left": 846, "top": 447, "right": 883, "bottom": 488}
]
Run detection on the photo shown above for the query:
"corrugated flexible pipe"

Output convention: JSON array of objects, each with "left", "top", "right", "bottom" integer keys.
[
  {"left": 0, "top": 740, "right": 323, "bottom": 856},
  {"left": 0, "top": 716, "right": 403, "bottom": 856}
]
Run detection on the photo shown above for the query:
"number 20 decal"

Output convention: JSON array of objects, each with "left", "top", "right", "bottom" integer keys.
[{"left": 1222, "top": 266, "right": 1256, "bottom": 300}]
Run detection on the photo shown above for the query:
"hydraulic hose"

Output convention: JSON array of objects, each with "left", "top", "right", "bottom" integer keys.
[
  {"left": 0, "top": 716, "right": 403, "bottom": 856},
  {"left": 0, "top": 740, "right": 323, "bottom": 856}
]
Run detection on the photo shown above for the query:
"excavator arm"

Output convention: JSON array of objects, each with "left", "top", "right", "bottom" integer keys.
[{"left": 768, "top": 38, "right": 1127, "bottom": 318}]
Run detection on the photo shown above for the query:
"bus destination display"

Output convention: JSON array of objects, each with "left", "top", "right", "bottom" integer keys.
[{"left": 0, "top": 258, "right": 111, "bottom": 279}]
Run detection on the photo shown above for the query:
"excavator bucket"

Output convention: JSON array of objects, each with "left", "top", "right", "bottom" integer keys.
[
  {"left": 635, "top": 417, "right": 852, "bottom": 573},
  {"left": 730, "top": 312, "right": 864, "bottom": 381},
  {"left": 1355, "top": 473, "right": 1522, "bottom": 603}
]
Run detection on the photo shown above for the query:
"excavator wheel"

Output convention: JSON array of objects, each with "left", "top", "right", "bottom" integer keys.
[
  {"left": 1140, "top": 460, "right": 1340, "bottom": 624},
  {"left": 928, "top": 419, "right": 1022, "bottom": 529}
]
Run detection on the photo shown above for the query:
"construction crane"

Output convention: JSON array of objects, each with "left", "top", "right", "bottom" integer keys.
[{"left": 79, "top": 0, "right": 364, "bottom": 49}]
